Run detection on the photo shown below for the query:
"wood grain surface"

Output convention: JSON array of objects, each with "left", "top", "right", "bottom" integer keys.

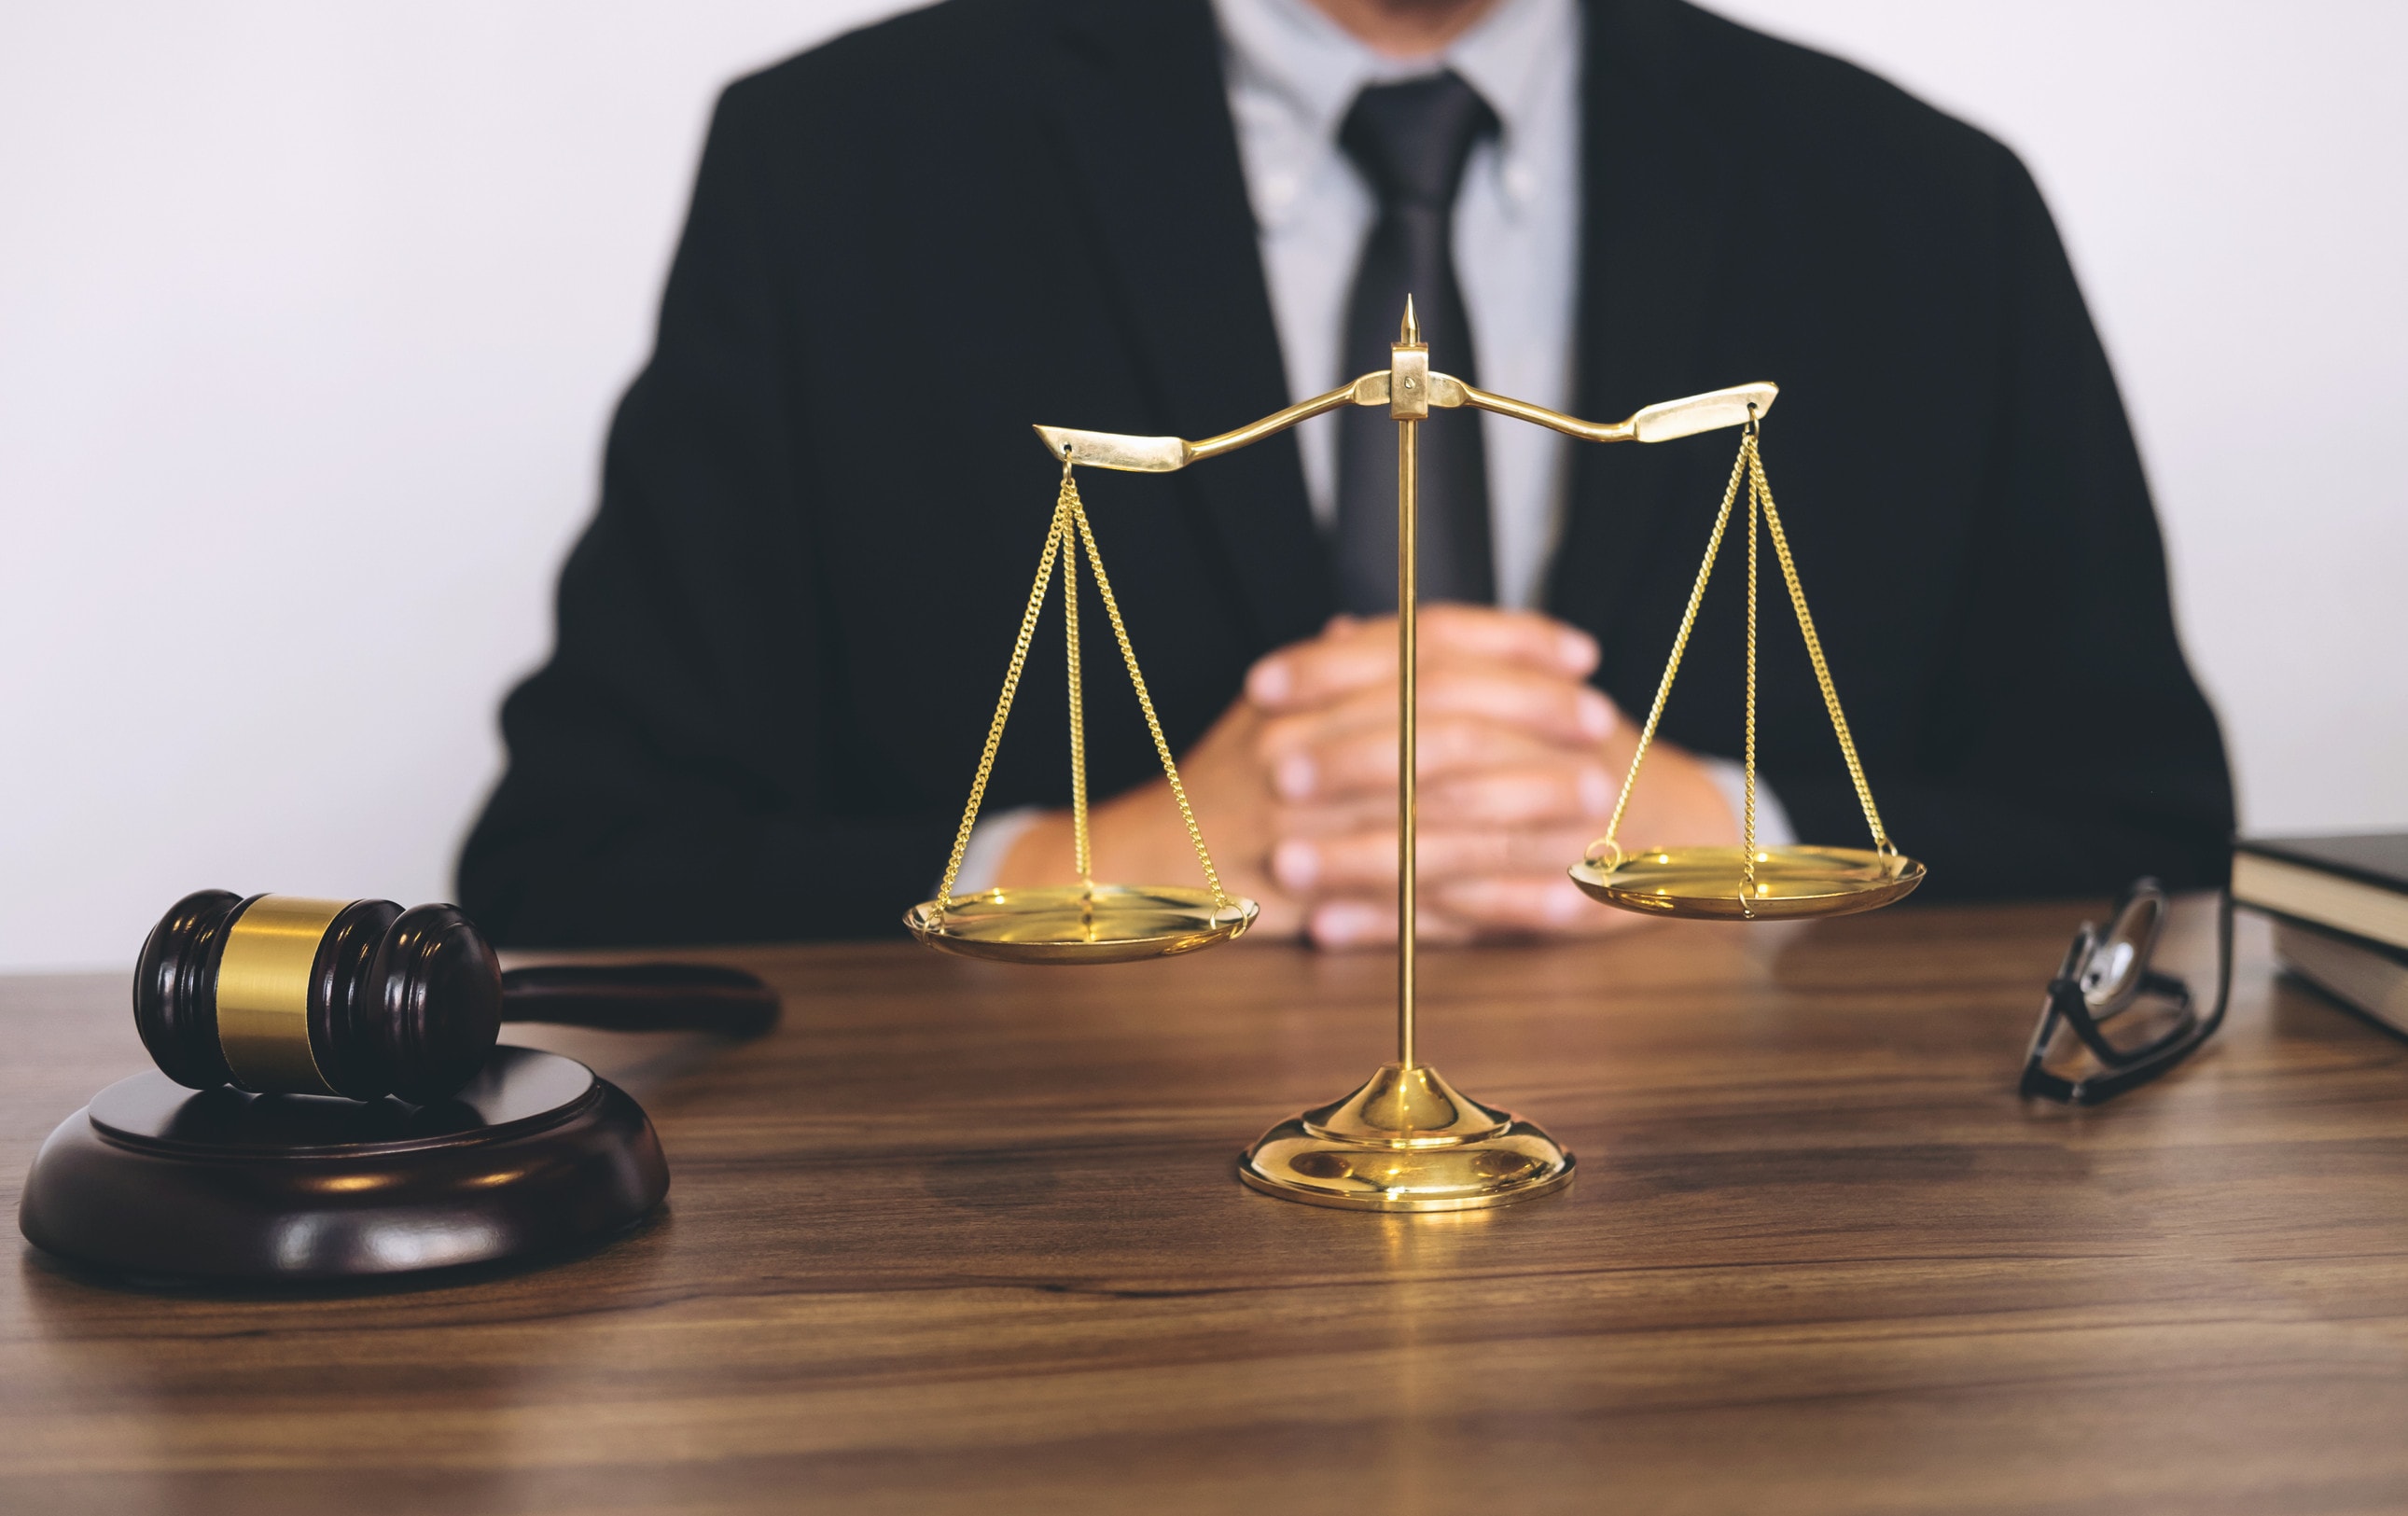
[{"left": 7, "top": 900, "right": 2408, "bottom": 1515}]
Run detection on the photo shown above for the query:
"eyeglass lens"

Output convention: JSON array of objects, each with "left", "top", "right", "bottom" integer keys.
[{"left": 2079, "top": 888, "right": 2164, "bottom": 1017}]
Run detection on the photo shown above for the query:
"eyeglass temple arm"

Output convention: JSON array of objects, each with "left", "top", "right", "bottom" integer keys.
[
  {"left": 1033, "top": 378, "right": 1781, "bottom": 472},
  {"left": 2053, "top": 971, "right": 2193, "bottom": 1069}
]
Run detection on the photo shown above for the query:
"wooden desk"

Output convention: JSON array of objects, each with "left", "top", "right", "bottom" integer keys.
[{"left": 7, "top": 902, "right": 2408, "bottom": 1513}]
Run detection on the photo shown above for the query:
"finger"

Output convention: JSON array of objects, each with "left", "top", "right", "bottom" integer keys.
[
  {"left": 1271, "top": 794, "right": 1396, "bottom": 839},
  {"left": 1287, "top": 717, "right": 1571, "bottom": 800},
  {"left": 1257, "top": 661, "right": 1615, "bottom": 760},
  {"left": 1418, "top": 604, "right": 1599, "bottom": 676},
  {"left": 1428, "top": 875, "right": 1646, "bottom": 937},
  {"left": 1417, "top": 762, "right": 1616, "bottom": 827},
  {"left": 1257, "top": 681, "right": 1617, "bottom": 800},
  {"left": 1303, "top": 897, "right": 1476, "bottom": 950},
  {"left": 1416, "top": 661, "right": 1616, "bottom": 744},
  {"left": 1245, "top": 633, "right": 1400, "bottom": 712},
  {"left": 1273, "top": 825, "right": 1608, "bottom": 893},
  {"left": 1246, "top": 607, "right": 1596, "bottom": 711}
]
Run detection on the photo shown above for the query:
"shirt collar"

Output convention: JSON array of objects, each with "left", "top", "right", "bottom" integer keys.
[{"left": 1215, "top": 0, "right": 1579, "bottom": 223}]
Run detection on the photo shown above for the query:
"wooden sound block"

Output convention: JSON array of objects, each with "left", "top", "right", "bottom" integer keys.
[{"left": 19, "top": 1046, "right": 667, "bottom": 1286}]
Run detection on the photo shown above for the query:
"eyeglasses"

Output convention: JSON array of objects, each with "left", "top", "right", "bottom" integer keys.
[{"left": 2020, "top": 879, "right": 2234, "bottom": 1105}]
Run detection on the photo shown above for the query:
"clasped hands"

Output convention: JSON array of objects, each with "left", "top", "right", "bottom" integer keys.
[{"left": 995, "top": 605, "right": 1741, "bottom": 947}]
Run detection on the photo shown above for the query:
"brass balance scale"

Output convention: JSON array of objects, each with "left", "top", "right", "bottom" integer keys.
[{"left": 904, "top": 299, "right": 1924, "bottom": 1212}]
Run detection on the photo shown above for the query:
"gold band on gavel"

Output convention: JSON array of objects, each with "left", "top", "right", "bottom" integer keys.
[{"left": 216, "top": 896, "right": 351, "bottom": 1096}]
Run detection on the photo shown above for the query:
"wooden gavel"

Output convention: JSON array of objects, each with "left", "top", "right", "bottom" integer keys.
[{"left": 133, "top": 890, "right": 779, "bottom": 1103}]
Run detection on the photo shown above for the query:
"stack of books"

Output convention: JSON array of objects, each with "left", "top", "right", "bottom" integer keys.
[{"left": 2234, "top": 832, "right": 2408, "bottom": 1038}]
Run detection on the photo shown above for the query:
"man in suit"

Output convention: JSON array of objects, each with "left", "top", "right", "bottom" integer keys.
[{"left": 458, "top": 0, "right": 2234, "bottom": 948}]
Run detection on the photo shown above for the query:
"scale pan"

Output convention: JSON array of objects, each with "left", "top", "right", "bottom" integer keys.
[
  {"left": 904, "top": 883, "right": 1259, "bottom": 964},
  {"left": 1569, "top": 844, "right": 1923, "bottom": 921}
]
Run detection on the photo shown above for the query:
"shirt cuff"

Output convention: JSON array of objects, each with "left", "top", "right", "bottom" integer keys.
[
  {"left": 1697, "top": 757, "right": 1794, "bottom": 849},
  {"left": 940, "top": 806, "right": 1046, "bottom": 897}
]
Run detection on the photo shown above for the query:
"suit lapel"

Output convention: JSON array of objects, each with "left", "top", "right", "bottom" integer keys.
[
  {"left": 1551, "top": 0, "right": 1760, "bottom": 637},
  {"left": 1038, "top": 0, "right": 1332, "bottom": 652}
]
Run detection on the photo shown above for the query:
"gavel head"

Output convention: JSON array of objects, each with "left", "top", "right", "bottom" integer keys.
[{"left": 133, "top": 891, "right": 502, "bottom": 1103}]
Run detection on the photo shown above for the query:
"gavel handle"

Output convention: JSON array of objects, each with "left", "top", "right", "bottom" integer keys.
[{"left": 498, "top": 964, "right": 780, "bottom": 1037}]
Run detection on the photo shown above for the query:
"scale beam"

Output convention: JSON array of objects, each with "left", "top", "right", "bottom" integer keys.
[{"left": 1034, "top": 379, "right": 1778, "bottom": 471}]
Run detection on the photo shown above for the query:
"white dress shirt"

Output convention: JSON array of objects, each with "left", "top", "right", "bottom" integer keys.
[
  {"left": 1216, "top": 0, "right": 1581, "bottom": 613},
  {"left": 947, "top": 0, "right": 1784, "bottom": 894}
]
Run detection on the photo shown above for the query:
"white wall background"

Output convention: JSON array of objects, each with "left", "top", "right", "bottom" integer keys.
[{"left": 1, "top": 2, "right": 2400, "bottom": 971}]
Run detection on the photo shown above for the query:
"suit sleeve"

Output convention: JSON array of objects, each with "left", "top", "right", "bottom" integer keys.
[
  {"left": 456, "top": 82, "right": 953, "bottom": 946},
  {"left": 1772, "top": 148, "right": 2234, "bottom": 898}
]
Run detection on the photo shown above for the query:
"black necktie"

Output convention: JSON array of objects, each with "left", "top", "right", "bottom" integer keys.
[{"left": 1335, "top": 71, "right": 1499, "bottom": 614}]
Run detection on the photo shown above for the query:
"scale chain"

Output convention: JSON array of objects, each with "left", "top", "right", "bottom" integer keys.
[
  {"left": 1064, "top": 460, "right": 1092, "bottom": 883},
  {"left": 1065, "top": 480, "right": 1233, "bottom": 910},
  {"left": 934, "top": 485, "right": 1075, "bottom": 911},
  {"left": 1743, "top": 433, "right": 1761, "bottom": 913},
  {"left": 1590, "top": 436, "right": 1750, "bottom": 865},
  {"left": 1747, "top": 443, "right": 1891, "bottom": 853},
  {"left": 1590, "top": 424, "right": 1892, "bottom": 878}
]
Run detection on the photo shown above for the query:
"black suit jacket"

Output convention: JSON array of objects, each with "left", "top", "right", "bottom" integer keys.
[{"left": 458, "top": 0, "right": 2234, "bottom": 945}]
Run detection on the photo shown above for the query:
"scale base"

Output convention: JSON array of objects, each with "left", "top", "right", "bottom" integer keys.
[{"left": 1239, "top": 1062, "right": 1574, "bottom": 1212}]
